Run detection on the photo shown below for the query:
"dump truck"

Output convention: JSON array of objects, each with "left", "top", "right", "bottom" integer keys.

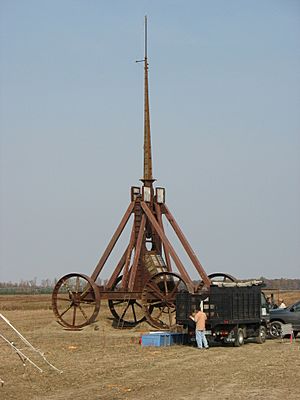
[{"left": 176, "top": 281, "right": 269, "bottom": 346}]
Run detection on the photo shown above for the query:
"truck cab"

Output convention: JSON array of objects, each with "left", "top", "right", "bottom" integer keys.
[{"left": 269, "top": 300, "right": 300, "bottom": 338}]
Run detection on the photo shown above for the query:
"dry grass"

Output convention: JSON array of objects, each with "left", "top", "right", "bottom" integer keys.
[{"left": 0, "top": 293, "right": 300, "bottom": 400}]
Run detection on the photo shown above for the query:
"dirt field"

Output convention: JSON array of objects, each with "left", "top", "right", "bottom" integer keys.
[{"left": 1, "top": 293, "right": 300, "bottom": 400}]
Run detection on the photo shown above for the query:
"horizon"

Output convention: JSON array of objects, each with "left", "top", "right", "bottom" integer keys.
[{"left": 1, "top": 276, "right": 300, "bottom": 286}]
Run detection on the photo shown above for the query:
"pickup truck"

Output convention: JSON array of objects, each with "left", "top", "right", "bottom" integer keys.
[{"left": 269, "top": 300, "right": 300, "bottom": 338}]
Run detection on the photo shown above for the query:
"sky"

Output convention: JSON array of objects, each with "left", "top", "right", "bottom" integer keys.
[{"left": 0, "top": 0, "right": 299, "bottom": 283}]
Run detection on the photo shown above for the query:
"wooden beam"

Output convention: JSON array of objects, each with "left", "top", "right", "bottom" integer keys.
[
  {"left": 91, "top": 202, "right": 135, "bottom": 281},
  {"left": 128, "top": 214, "right": 146, "bottom": 291},
  {"left": 121, "top": 224, "right": 136, "bottom": 288},
  {"left": 164, "top": 204, "right": 211, "bottom": 288},
  {"left": 154, "top": 203, "right": 172, "bottom": 271},
  {"left": 105, "top": 246, "right": 129, "bottom": 289},
  {"left": 141, "top": 202, "right": 194, "bottom": 291}
]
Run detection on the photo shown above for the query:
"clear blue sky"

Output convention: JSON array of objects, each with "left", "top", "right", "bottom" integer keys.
[{"left": 0, "top": 0, "right": 299, "bottom": 283}]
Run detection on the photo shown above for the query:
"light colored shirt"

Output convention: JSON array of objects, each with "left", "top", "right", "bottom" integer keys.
[
  {"left": 194, "top": 311, "right": 207, "bottom": 331},
  {"left": 278, "top": 302, "right": 286, "bottom": 309}
]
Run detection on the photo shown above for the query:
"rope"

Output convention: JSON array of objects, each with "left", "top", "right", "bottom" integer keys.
[
  {"left": 0, "top": 333, "right": 43, "bottom": 373},
  {"left": 0, "top": 312, "right": 63, "bottom": 374}
]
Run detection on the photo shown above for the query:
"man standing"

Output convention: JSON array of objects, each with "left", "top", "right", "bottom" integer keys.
[
  {"left": 278, "top": 299, "right": 286, "bottom": 309},
  {"left": 190, "top": 308, "right": 209, "bottom": 349},
  {"left": 266, "top": 295, "right": 278, "bottom": 310}
]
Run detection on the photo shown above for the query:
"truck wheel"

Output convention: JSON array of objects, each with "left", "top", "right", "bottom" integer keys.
[
  {"left": 234, "top": 328, "right": 244, "bottom": 347},
  {"left": 269, "top": 321, "right": 282, "bottom": 339},
  {"left": 256, "top": 326, "right": 267, "bottom": 344}
]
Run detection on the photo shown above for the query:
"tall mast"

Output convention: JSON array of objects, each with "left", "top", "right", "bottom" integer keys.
[{"left": 141, "top": 15, "right": 155, "bottom": 187}]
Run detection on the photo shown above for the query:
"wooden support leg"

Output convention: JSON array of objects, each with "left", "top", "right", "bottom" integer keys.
[
  {"left": 121, "top": 224, "right": 136, "bottom": 288},
  {"left": 105, "top": 246, "right": 129, "bottom": 289},
  {"left": 128, "top": 214, "right": 146, "bottom": 291},
  {"left": 154, "top": 203, "right": 172, "bottom": 271},
  {"left": 163, "top": 204, "right": 211, "bottom": 288},
  {"left": 91, "top": 202, "right": 135, "bottom": 282},
  {"left": 141, "top": 202, "right": 194, "bottom": 291}
]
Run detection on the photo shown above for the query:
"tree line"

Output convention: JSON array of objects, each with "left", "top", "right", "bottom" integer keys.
[
  {"left": 0, "top": 277, "right": 109, "bottom": 294},
  {"left": 259, "top": 277, "right": 300, "bottom": 290},
  {"left": 0, "top": 277, "right": 299, "bottom": 294}
]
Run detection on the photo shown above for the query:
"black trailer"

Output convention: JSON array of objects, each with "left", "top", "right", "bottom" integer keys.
[{"left": 176, "top": 282, "right": 269, "bottom": 346}]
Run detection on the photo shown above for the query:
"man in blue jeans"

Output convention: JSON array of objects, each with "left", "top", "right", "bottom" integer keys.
[{"left": 190, "top": 308, "right": 209, "bottom": 349}]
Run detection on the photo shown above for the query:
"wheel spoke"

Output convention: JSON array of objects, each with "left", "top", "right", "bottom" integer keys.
[
  {"left": 120, "top": 302, "right": 131, "bottom": 320},
  {"left": 148, "top": 300, "right": 163, "bottom": 306},
  {"left": 80, "top": 284, "right": 92, "bottom": 300},
  {"left": 60, "top": 303, "right": 73, "bottom": 318},
  {"left": 112, "top": 300, "right": 126, "bottom": 306},
  {"left": 147, "top": 282, "right": 167, "bottom": 301},
  {"left": 163, "top": 274, "right": 169, "bottom": 295},
  {"left": 168, "top": 279, "right": 180, "bottom": 298},
  {"left": 109, "top": 299, "right": 145, "bottom": 325},
  {"left": 79, "top": 299, "right": 96, "bottom": 305},
  {"left": 75, "top": 276, "right": 80, "bottom": 293},
  {"left": 155, "top": 307, "right": 164, "bottom": 320},
  {"left": 72, "top": 306, "right": 77, "bottom": 326},
  {"left": 62, "top": 280, "right": 73, "bottom": 297},
  {"left": 131, "top": 304, "right": 137, "bottom": 322},
  {"left": 78, "top": 304, "right": 89, "bottom": 321},
  {"left": 166, "top": 300, "right": 176, "bottom": 308},
  {"left": 134, "top": 301, "right": 143, "bottom": 309},
  {"left": 56, "top": 297, "right": 72, "bottom": 302}
]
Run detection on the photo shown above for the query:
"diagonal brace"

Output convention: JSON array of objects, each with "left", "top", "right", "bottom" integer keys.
[
  {"left": 163, "top": 204, "right": 211, "bottom": 288},
  {"left": 91, "top": 202, "right": 135, "bottom": 282},
  {"left": 128, "top": 214, "right": 146, "bottom": 291},
  {"left": 154, "top": 203, "right": 172, "bottom": 271},
  {"left": 141, "top": 202, "right": 194, "bottom": 291}
]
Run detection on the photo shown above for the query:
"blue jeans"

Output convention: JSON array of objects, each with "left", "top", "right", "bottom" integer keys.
[{"left": 196, "top": 330, "right": 208, "bottom": 348}]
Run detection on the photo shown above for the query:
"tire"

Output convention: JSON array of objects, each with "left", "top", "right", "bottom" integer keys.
[
  {"left": 269, "top": 321, "right": 282, "bottom": 339},
  {"left": 256, "top": 325, "right": 267, "bottom": 344},
  {"left": 234, "top": 328, "right": 244, "bottom": 347}
]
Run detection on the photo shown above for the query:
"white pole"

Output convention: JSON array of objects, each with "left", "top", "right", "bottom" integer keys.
[
  {"left": 0, "top": 312, "right": 63, "bottom": 374},
  {"left": 0, "top": 333, "right": 43, "bottom": 373}
]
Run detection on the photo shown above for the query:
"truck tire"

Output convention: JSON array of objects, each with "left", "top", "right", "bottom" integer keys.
[
  {"left": 234, "top": 328, "right": 244, "bottom": 347},
  {"left": 269, "top": 321, "right": 282, "bottom": 339},
  {"left": 256, "top": 326, "right": 267, "bottom": 344}
]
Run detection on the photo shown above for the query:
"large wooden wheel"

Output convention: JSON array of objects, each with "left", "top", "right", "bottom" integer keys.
[
  {"left": 207, "top": 272, "right": 236, "bottom": 283},
  {"left": 196, "top": 272, "right": 237, "bottom": 292},
  {"left": 142, "top": 272, "right": 187, "bottom": 330},
  {"left": 108, "top": 275, "right": 151, "bottom": 327},
  {"left": 52, "top": 273, "right": 100, "bottom": 329}
]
